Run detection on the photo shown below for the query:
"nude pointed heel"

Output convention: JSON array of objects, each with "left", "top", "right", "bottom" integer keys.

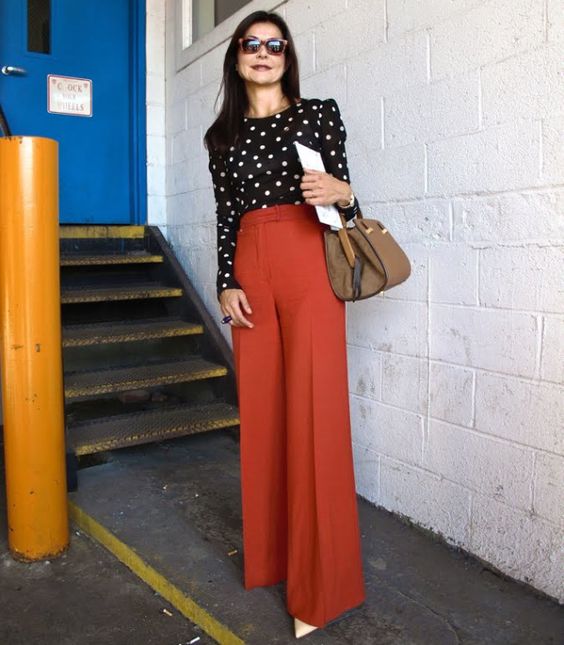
[{"left": 294, "top": 616, "right": 319, "bottom": 638}]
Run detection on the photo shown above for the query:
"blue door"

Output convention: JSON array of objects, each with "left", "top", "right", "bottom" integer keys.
[{"left": 0, "top": 0, "right": 146, "bottom": 224}]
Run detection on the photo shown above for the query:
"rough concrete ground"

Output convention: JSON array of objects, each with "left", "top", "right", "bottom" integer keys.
[
  {"left": 0, "top": 454, "right": 215, "bottom": 645},
  {"left": 1, "top": 428, "right": 563, "bottom": 644}
]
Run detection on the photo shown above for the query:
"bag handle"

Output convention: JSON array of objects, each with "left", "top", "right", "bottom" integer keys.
[{"left": 336, "top": 210, "right": 361, "bottom": 269}]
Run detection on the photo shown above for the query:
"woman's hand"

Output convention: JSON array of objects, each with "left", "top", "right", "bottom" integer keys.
[
  {"left": 300, "top": 168, "right": 352, "bottom": 208},
  {"left": 219, "top": 288, "right": 254, "bottom": 328}
]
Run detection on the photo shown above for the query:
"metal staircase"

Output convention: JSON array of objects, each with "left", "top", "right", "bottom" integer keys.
[{"left": 60, "top": 225, "right": 240, "bottom": 478}]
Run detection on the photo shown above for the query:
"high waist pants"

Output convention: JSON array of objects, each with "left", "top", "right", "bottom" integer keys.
[{"left": 230, "top": 203, "right": 366, "bottom": 628}]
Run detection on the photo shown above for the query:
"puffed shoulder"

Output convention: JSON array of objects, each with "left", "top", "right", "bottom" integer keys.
[{"left": 304, "top": 97, "right": 340, "bottom": 110}]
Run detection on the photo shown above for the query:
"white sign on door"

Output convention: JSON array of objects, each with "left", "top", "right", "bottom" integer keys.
[{"left": 47, "top": 75, "right": 93, "bottom": 117}]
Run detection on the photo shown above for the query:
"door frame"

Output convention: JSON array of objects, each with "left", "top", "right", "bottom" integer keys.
[{"left": 131, "top": 0, "right": 147, "bottom": 225}]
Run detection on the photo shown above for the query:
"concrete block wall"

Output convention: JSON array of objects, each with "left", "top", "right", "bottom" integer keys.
[{"left": 162, "top": 0, "right": 563, "bottom": 602}]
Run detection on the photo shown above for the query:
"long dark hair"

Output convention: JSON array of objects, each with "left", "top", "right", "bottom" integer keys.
[{"left": 203, "top": 11, "right": 301, "bottom": 156}]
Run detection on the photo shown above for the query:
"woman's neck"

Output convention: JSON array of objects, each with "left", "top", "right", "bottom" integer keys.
[{"left": 244, "top": 86, "right": 292, "bottom": 119}]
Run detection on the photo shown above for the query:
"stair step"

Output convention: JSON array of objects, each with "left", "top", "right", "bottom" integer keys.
[
  {"left": 65, "top": 357, "right": 227, "bottom": 400},
  {"left": 68, "top": 401, "right": 240, "bottom": 455},
  {"left": 59, "top": 225, "right": 146, "bottom": 239},
  {"left": 61, "top": 284, "right": 182, "bottom": 304},
  {"left": 60, "top": 253, "right": 163, "bottom": 266},
  {"left": 62, "top": 318, "right": 204, "bottom": 347}
]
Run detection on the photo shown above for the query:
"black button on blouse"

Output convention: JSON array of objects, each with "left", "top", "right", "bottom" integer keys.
[{"left": 208, "top": 97, "right": 360, "bottom": 300}]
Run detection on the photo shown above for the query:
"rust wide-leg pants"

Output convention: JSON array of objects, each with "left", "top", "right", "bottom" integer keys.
[{"left": 230, "top": 202, "right": 366, "bottom": 628}]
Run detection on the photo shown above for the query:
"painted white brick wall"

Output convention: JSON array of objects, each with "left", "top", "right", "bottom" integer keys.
[
  {"left": 161, "top": 0, "right": 564, "bottom": 602},
  {"left": 146, "top": 0, "right": 167, "bottom": 228}
]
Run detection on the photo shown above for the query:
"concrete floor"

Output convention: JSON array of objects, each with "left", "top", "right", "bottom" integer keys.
[
  {"left": 0, "top": 479, "right": 215, "bottom": 644},
  {"left": 1, "top": 428, "right": 563, "bottom": 644}
]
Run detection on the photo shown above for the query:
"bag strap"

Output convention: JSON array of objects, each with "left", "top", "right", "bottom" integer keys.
[
  {"left": 336, "top": 212, "right": 357, "bottom": 268},
  {"left": 354, "top": 219, "right": 389, "bottom": 289}
]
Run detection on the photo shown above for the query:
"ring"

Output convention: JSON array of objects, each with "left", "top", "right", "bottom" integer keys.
[{"left": 221, "top": 315, "right": 232, "bottom": 324}]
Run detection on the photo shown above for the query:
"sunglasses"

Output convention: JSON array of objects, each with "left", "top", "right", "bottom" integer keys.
[{"left": 238, "top": 37, "right": 288, "bottom": 56}]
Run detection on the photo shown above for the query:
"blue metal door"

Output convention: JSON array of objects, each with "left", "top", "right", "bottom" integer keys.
[{"left": 0, "top": 1, "right": 146, "bottom": 224}]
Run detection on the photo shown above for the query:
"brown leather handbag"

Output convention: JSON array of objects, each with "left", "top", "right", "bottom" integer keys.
[{"left": 323, "top": 208, "right": 411, "bottom": 301}]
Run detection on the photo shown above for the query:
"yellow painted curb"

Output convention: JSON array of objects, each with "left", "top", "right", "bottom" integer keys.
[{"left": 68, "top": 501, "right": 245, "bottom": 645}]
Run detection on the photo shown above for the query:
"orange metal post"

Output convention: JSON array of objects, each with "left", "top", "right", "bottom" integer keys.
[{"left": 0, "top": 136, "right": 69, "bottom": 560}]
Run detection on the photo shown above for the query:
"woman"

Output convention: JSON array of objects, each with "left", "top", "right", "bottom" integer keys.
[{"left": 204, "top": 10, "right": 366, "bottom": 638}]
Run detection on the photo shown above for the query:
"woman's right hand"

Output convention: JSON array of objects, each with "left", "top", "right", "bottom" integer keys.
[{"left": 219, "top": 288, "right": 254, "bottom": 328}]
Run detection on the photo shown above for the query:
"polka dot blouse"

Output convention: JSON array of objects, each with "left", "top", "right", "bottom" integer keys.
[{"left": 208, "top": 97, "right": 360, "bottom": 299}]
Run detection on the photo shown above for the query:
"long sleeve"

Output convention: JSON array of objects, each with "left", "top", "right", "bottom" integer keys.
[
  {"left": 207, "top": 147, "right": 242, "bottom": 300},
  {"left": 318, "top": 98, "right": 360, "bottom": 222}
]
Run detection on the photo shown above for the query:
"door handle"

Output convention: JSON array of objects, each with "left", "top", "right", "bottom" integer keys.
[{"left": 1, "top": 66, "right": 27, "bottom": 76}]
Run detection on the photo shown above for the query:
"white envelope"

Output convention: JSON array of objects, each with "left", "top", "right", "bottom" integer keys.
[{"left": 293, "top": 141, "right": 343, "bottom": 229}]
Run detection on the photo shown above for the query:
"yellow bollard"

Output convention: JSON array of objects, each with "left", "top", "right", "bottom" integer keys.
[{"left": 0, "top": 136, "right": 69, "bottom": 560}]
